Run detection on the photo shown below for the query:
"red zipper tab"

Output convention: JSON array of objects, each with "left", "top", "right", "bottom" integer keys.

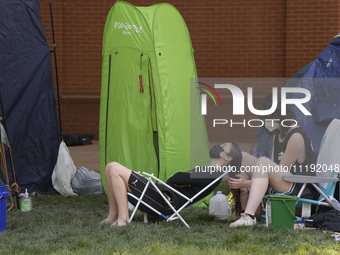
[{"left": 139, "top": 75, "right": 144, "bottom": 93}]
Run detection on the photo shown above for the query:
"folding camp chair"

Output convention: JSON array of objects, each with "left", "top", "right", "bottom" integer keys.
[
  {"left": 0, "top": 122, "right": 20, "bottom": 210},
  {"left": 281, "top": 119, "right": 340, "bottom": 214},
  {"left": 127, "top": 170, "right": 229, "bottom": 228}
]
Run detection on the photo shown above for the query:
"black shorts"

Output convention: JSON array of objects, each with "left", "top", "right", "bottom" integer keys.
[
  {"left": 269, "top": 182, "right": 315, "bottom": 199},
  {"left": 128, "top": 171, "right": 173, "bottom": 216}
]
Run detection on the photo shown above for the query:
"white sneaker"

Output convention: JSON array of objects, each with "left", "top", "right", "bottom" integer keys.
[{"left": 229, "top": 213, "right": 256, "bottom": 227}]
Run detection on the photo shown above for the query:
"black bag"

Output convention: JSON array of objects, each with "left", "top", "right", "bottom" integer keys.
[
  {"left": 63, "top": 133, "right": 95, "bottom": 146},
  {"left": 312, "top": 206, "right": 340, "bottom": 231}
]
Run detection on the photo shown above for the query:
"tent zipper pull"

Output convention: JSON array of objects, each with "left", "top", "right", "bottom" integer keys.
[
  {"left": 140, "top": 53, "right": 144, "bottom": 93},
  {"left": 139, "top": 75, "right": 143, "bottom": 93}
]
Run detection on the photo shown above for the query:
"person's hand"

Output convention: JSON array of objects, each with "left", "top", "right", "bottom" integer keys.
[{"left": 227, "top": 174, "right": 251, "bottom": 189}]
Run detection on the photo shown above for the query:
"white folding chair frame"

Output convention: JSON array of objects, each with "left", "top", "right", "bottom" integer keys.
[
  {"left": 283, "top": 174, "right": 340, "bottom": 210},
  {"left": 127, "top": 170, "right": 229, "bottom": 228}
]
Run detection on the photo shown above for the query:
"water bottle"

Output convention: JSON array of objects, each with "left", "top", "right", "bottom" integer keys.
[
  {"left": 21, "top": 189, "right": 32, "bottom": 212},
  {"left": 209, "top": 191, "right": 231, "bottom": 219}
]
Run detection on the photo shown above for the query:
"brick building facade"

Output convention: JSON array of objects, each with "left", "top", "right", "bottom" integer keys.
[{"left": 39, "top": 0, "right": 339, "bottom": 143}]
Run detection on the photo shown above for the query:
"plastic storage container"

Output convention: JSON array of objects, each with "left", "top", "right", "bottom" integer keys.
[
  {"left": 0, "top": 184, "right": 9, "bottom": 232},
  {"left": 209, "top": 191, "right": 231, "bottom": 219},
  {"left": 266, "top": 194, "right": 299, "bottom": 230}
]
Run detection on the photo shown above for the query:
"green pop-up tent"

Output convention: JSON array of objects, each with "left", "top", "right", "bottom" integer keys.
[{"left": 99, "top": 1, "right": 210, "bottom": 193}]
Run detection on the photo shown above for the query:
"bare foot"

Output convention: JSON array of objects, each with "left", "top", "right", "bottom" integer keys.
[{"left": 99, "top": 216, "right": 117, "bottom": 225}]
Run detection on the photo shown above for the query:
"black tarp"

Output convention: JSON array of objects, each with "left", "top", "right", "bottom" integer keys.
[{"left": 0, "top": 0, "right": 59, "bottom": 193}]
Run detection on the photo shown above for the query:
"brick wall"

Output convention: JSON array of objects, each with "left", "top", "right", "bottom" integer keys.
[
  {"left": 38, "top": 0, "right": 340, "bottom": 143},
  {"left": 286, "top": 0, "right": 340, "bottom": 77}
]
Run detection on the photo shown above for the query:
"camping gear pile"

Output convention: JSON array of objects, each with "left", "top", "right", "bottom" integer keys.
[{"left": 52, "top": 141, "right": 103, "bottom": 196}]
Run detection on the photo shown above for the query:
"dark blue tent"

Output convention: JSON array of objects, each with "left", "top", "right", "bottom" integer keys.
[
  {"left": 253, "top": 61, "right": 314, "bottom": 158},
  {"left": 292, "top": 34, "right": 340, "bottom": 156},
  {"left": 0, "top": 0, "right": 60, "bottom": 193},
  {"left": 254, "top": 34, "right": 340, "bottom": 158}
]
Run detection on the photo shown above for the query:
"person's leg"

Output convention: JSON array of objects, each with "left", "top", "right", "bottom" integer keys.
[
  {"left": 102, "top": 162, "right": 132, "bottom": 226},
  {"left": 224, "top": 152, "right": 256, "bottom": 211},
  {"left": 222, "top": 155, "right": 252, "bottom": 221},
  {"left": 243, "top": 174, "right": 267, "bottom": 216},
  {"left": 237, "top": 152, "right": 266, "bottom": 216},
  {"left": 100, "top": 166, "right": 117, "bottom": 224},
  {"left": 231, "top": 154, "right": 292, "bottom": 227},
  {"left": 101, "top": 162, "right": 124, "bottom": 224},
  {"left": 238, "top": 171, "right": 251, "bottom": 210},
  {"left": 240, "top": 188, "right": 249, "bottom": 211},
  {"left": 244, "top": 156, "right": 292, "bottom": 215},
  {"left": 240, "top": 151, "right": 259, "bottom": 178}
]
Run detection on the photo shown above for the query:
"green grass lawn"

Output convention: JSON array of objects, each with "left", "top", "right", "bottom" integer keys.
[{"left": 1, "top": 193, "right": 339, "bottom": 255}]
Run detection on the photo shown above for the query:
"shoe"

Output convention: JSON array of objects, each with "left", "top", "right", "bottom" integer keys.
[{"left": 229, "top": 213, "right": 256, "bottom": 227}]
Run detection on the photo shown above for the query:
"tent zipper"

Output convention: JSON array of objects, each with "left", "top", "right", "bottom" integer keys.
[
  {"left": 148, "top": 57, "right": 160, "bottom": 178},
  {"left": 105, "top": 54, "right": 112, "bottom": 165},
  {"left": 139, "top": 53, "right": 144, "bottom": 93}
]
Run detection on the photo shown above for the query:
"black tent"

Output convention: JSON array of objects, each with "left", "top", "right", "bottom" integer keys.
[{"left": 0, "top": 0, "right": 60, "bottom": 193}]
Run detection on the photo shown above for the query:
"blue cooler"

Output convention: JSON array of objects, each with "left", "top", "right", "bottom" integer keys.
[{"left": 0, "top": 184, "right": 9, "bottom": 232}]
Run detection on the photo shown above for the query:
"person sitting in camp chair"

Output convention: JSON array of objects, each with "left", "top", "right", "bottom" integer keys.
[
  {"left": 227, "top": 97, "right": 318, "bottom": 227},
  {"left": 100, "top": 142, "right": 242, "bottom": 227}
]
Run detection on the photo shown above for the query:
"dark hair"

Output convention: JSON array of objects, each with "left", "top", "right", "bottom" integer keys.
[
  {"left": 228, "top": 142, "right": 242, "bottom": 215},
  {"left": 260, "top": 93, "right": 297, "bottom": 139},
  {"left": 228, "top": 142, "right": 242, "bottom": 178}
]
